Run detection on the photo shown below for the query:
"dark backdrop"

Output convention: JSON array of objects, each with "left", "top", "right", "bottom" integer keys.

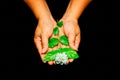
[{"left": 1, "top": 0, "right": 118, "bottom": 79}]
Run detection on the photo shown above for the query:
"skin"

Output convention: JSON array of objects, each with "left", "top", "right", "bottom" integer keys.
[{"left": 24, "top": 0, "right": 92, "bottom": 65}]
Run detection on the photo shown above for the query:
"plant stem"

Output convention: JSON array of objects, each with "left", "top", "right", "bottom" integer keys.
[{"left": 58, "top": 26, "right": 62, "bottom": 48}]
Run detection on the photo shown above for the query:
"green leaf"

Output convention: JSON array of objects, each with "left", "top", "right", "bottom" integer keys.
[
  {"left": 59, "top": 48, "right": 79, "bottom": 59},
  {"left": 48, "top": 38, "right": 59, "bottom": 48},
  {"left": 57, "top": 21, "right": 63, "bottom": 27},
  {"left": 44, "top": 48, "right": 79, "bottom": 61},
  {"left": 60, "top": 35, "right": 69, "bottom": 46},
  {"left": 53, "top": 27, "right": 59, "bottom": 36},
  {"left": 44, "top": 49, "right": 60, "bottom": 61},
  {"left": 65, "top": 48, "right": 79, "bottom": 59}
]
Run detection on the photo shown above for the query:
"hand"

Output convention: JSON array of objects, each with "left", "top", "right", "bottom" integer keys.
[
  {"left": 61, "top": 18, "right": 81, "bottom": 51},
  {"left": 55, "top": 18, "right": 81, "bottom": 64},
  {"left": 34, "top": 17, "right": 57, "bottom": 63}
]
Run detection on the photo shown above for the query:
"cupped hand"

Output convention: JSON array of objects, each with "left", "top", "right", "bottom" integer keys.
[
  {"left": 56, "top": 18, "right": 81, "bottom": 64},
  {"left": 34, "top": 17, "right": 81, "bottom": 65},
  {"left": 61, "top": 18, "right": 81, "bottom": 51},
  {"left": 34, "top": 17, "right": 57, "bottom": 64}
]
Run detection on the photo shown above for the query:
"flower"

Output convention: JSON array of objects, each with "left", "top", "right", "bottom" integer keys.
[{"left": 55, "top": 52, "right": 68, "bottom": 65}]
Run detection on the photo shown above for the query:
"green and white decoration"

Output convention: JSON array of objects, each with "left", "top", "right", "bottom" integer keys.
[{"left": 44, "top": 21, "right": 79, "bottom": 65}]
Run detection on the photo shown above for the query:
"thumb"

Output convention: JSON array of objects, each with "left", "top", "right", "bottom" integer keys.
[
  {"left": 41, "top": 35, "right": 48, "bottom": 53},
  {"left": 68, "top": 33, "right": 78, "bottom": 51}
]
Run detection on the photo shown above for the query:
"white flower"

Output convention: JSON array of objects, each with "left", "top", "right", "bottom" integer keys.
[{"left": 55, "top": 52, "right": 68, "bottom": 65}]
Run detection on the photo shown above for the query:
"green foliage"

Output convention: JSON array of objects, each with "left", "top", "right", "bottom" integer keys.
[
  {"left": 58, "top": 48, "right": 79, "bottom": 59},
  {"left": 53, "top": 27, "right": 59, "bottom": 36},
  {"left": 61, "top": 48, "right": 79, "bottom": 59},
  {"left": 57, "top": 21, "right": 63, "bottom": 28},
  {"left": 44, "top": 48, "right": 79, "bottom": 61},
  {"left": 44, "top": 49, "right": 59, "bottom": 61},
  {"left": 44, "top": 20, "right": 79, "bottom": 62},
  {"left": 60, "top": 35, "right": 69, "bottom": 46},
  {"left": 48, "top": 38, "right": 59, "bottom": 48}
]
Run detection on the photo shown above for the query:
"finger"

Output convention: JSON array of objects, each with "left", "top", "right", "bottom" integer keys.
[
  {"left": 48, "top": 61, "right": 54, "bottom": 65},
  {"left": 69, "top": 59, "right": 74, "bottom": 63},
  {"left": 75, "top": 34, "right": 80, "bottom": 50},
  {"left": 34, "top": 37, "right": 46, "bottom": 63},
  {"left": 41, "top": 35, "right": 48, "bottom": 53},
  {"left": 68, "top": 33, "right": 77, "bottom": 50},
  {"left": 66, "top": 60, "right": 69, "bottom": 65},
  {"left": 53, "top": 61, "right": 56, "bottom": 64},
  {"left": 34, "top": 37, "right": 42, "bottom": 54},
  {"left": 61, "top": 44, "right": 67, "bottom": 48},
  {"left": 52, "top": 46, "right": 58, "bottom": 51}
]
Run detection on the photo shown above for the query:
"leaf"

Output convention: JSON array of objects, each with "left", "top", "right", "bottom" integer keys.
[
  {"left": 53, "top": 27, "right": 59, "bottom": 36},
  {"left": 65, "top": 48, "right": 79, "bottom": 59},
  {"left": 44, "top": 48, "right": 79, "bottom": 61},
  {"left": 60, "top": 35, "right": 69, "bottom": 46},
  {"left": 58, "top": 48, "right": 79, "bottom": 59},
  {"left": 44, "top": 49, "right": 60, "bottom": 61},
  {"left": 48, "top": 38, "right": 59, "bottom": 48},
  {"left": 57, "top": 21, "right": 63, "bottom": 28}
]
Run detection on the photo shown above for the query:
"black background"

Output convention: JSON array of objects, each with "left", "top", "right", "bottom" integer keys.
[{"left": 0, "top": 0, "right": 118, "bottom": 79}]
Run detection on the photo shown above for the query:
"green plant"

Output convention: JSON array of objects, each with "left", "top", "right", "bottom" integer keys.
[{"left": 44, "top": 20, "right": 79, "bottom": 65}]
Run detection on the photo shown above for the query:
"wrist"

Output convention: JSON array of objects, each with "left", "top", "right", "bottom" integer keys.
[
  {"left": 61, "top": 16, "right": 78, "bottom": 24},
  {"left": 38, "top": 14, "right": 55, "bottom": 22},
  {"left": 37, "top": 13, "right": 51, "bottom": 20}
]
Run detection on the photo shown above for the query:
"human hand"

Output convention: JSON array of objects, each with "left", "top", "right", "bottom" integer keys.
[
  {"left": 34, "top": 17, "right": 58, "bottom": 64},
  {"left": 61, "top": 18, "right": 81, "bottom": 51},
  {"left": 52, "top": 19, "right": 81, "bottom": 64},
  {"left": 42, "top": 20, "right": 79, "bottom": 65}
]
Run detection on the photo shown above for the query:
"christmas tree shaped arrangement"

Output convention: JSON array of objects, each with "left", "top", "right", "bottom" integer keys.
[{"left": 44, "top": 20, "right": 79, "bottom": 65}]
